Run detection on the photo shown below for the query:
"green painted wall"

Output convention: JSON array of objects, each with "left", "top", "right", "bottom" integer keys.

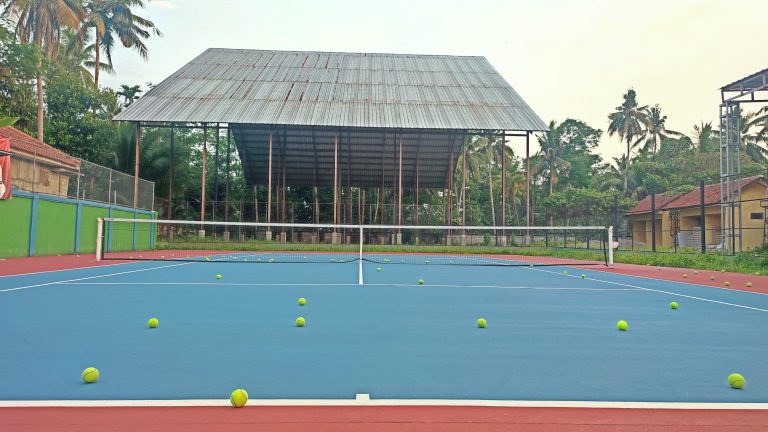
[
  {"left": 79, "top": 206, "right": 110, "bottom": 254},
  {"left": 0, "top": 193, "right": 154, "bottom": 258},
  {"left": 35, "top": 200, "right": 77, "bottom": 256},
  {"left": 0, "top": 197, "right": 33, "bottom": 257}
]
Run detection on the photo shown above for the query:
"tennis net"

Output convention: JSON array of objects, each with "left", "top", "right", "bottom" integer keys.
[{"left": 97, "top": 218, "right": 613, "bottom": 270}]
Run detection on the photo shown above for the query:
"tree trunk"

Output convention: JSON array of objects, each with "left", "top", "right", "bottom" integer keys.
[
  {"left": 487, "top": 137, "right": 495, "bottom": 226},
  {"left": 94, "top": 36, "right": 101, "bottom": 88},
  {"left": 624, "top": 140, "right": 629, "bottom": 191}
]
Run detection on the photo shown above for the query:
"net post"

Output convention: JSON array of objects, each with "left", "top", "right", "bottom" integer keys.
[
  {"left": 607, "top": 225, "right": 614, "bottom": 267},
  {"left": 96, "top": 218, "right": 103, "bottom": 261},
  {"left": 358, "top": 225, "right": 364, "bottom": 285}
]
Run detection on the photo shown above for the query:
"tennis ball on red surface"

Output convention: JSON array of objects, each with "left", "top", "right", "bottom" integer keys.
[
  {"left": 670, "top": 302, "right": 678, "bottom": 310},
  {"left": 82, "top": 367, "right": 99, "bottom": 383},
  {"left": 295, "top": 317, "right": 305, "bottom": 327},
  {"left": 746, "top": 282, "right": 753, "bottom": 287},
  {"left": 694, "top": 270, "right": 699, "bottom": 274},
  {"left": 298, "top": 297, "right": 306, "bottom": 306},
  {"left": 721, "top": 269, "right": 725, "bottom": 273},
  {"left": 147, "top": 317, "right": 159, "bottom": 328},
  {"left": 477, "top": 318, "right": 487, "bottom": 328},
  {"left": 725, "top": 281, "right": 731, "bottom": 287},
  {"left": 418, "top": 279, "right": 425, "bottom": 285},
  {"left": 617, "top": 320, "right": 628, "bottom": 331},
  {"left": 710, "top": 276, "right": 715, "bottom": 281},
  {"left": 216, "top": 274, "right": 222, "bottom": 280},
  {"left": 728, "top": 373, "right": 746, "bottom": 389},
  {"left": 230, "top": 388, "right": 249, "bottom": 407},
  {"left": 683, "top": 274, "right": 688, "bottom": 278}
]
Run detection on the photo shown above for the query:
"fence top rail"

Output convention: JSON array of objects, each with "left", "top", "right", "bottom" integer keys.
[{"left": 100, "top": 218, "right": 609, "bottom": 232}]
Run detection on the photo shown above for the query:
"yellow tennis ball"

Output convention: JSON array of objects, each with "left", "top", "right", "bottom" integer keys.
[
  {"left": 230, "top": 388, "right": 249, "bottom": 407},
  {"left": 710, "top": 276, "right": 715, "bottom": 280},
  {"left": 683, "top": 274, "right": 688, "bottom": 278},
  {"left": 746, "top": 282, "right": 753, "bottom": 288},
  {"left": 216, "top": 274, "right": 222, "bottom": 280},
  {"left": 581, "top": 274, "right": 586, "bottom": 279},
  {"left": 725, "top": 281, "right": 731, "bottom": 287},
  {"left": 298, "top": 298, "right": 306, "bottom": 306},
  {"left": 617, "top": 320, "right": 628, "bottom": 331},
  {"left": 147, "top": 317, "right": 159, "bottom": 328},
  {"left": 295, "top": 317, "right": 305, "bottom": 327},
  {"left": 728, "top": 373, "right": 746, "bottom": 389},
  {"left": 418, "top": 279, "right": 425, "bottom": 285},
  {"left": 82, "top": 367, "right": 99, "bottom": 383},
  {"left": 477, "top": 318, "right": 487, "bottom": 328}
]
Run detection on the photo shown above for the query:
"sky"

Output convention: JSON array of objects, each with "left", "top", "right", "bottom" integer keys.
[{"left": 102, "top": 0, "right": 768, "bottom": 161}]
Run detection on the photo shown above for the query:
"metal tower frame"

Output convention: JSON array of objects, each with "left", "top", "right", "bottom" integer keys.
[{"left": 718, "top": 68, "right": 768, "bottom": 254}]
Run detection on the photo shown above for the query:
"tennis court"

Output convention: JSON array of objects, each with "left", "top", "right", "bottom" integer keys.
[{"left": 1, "top": 243, "right": 766, "bottom": 404}]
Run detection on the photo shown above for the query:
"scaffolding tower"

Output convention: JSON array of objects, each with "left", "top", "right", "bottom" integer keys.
[{"left": 719, "top": 68, "right": 768, "bottom": 254}]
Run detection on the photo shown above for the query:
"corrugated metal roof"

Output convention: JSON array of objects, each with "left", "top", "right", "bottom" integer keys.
[
  {"left": 721, "top": 67, "right": 768, "bottom": 92},
  {"left": 114, "top": 49, "right": 547, "bottom": 131}
]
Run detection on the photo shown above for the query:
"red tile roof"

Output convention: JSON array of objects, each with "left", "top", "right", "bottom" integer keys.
[
  {"left": 0, "top": 126, "right": 80, "bottom": 168},
  {"left": 626, "top": 176, "right": 767, "bottom": 215}
]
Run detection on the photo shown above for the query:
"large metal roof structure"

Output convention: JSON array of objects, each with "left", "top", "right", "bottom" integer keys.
[{"left": 115, "top": 49, "right": 546, "bottom": 189}]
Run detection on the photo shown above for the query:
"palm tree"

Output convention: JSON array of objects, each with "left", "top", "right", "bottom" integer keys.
[
  {"left": 638, "top": 105, "right": 682, "bottom": 153},
  {"left": 60, "top": 28, "right": 114, "bottom": 87},
  {"left": 533, "top": 120, "right": 571, "bottom": 196},
  {"left": 607, "top": 89, "right": 649, "bottom": 191},
  {"left": 1, "top": 0, "right": 81, "bottom": 143},
  {"left": 117, "top": 84, "right": 142, "bottom": 106},
  {"left": 692, "top": 121, "right": 719, "bottom": 153},
  {"left": 72, "top": 0, "right": 161, "bottom": 88},
  {"left": 742, "top": 107, "right": 768, "bottom": 163}
]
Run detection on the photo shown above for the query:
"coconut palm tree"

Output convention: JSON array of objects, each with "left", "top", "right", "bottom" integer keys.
[
  {"left": 117, "top": 83, "right": 141, "bottom": 106},
  {"left": 692, "top": 121, "right": 719, "bottom": 153},
  {"left": 638, "top": 105, "right": 682, "bottom": 154},
  {"left": 533, "top": 120, "right": 571, "bottom": 196},
  {"left": 71, "top": 0, "right": 161, "bottom": 87},
  {"left": 607, "top": 89, "right": 649, "bottom": 191},
  {"left": 60, "top": 28, "right": 114, "bottom": 87},
  {"left": 1, "top": 0, "right": 82, "bottom": 142}
]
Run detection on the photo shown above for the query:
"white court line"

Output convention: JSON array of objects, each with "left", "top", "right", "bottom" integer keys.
[
  {"left": 0, "top": 259, "right": 150, "bottom": 279},
  {"left": 591, "top": 266, "right": 768, "bottom": 297},
  {"left": 53, "top": 281, "right": 637, "bottom": 291},
  {"left": 0, "top": 262, "right": 194, "bottom": 293},
  {"left": 0, "top": 398, "right": 766, "bottom": 409},
  {"left": 530, "top": 267, "right": 768, "bottom": 313}
]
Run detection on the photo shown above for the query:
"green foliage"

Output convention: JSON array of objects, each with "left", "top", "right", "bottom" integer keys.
[{"left": 43, "top": 61, "right": 117, "bottom": 164}]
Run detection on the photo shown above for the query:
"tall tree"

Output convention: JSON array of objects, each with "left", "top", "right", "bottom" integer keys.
[
  {"left": 72, "top": 0, "right": 161, "bottom": 88},
  {"left": 607, "top": 89, "right": 649, "bottom": 191},
  {"left": 60, "top": 28, "right": 114, "bottom": 87},
  {"left": 117, "top": 83, "right": 141, "bottom": 105},
  {"left": 638, "top": 104, "right": 682, "bottom": 154},
  {"left": 533, "top": 120, "right": 572, "bottom": 196},
  {"left": 692, "top": 121, "right": 719, "bottom": 153},
  {"left": 1, "top": 0, "right": 81, "bottom": 142}
]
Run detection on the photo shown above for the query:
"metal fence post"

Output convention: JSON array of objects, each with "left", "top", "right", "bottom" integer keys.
[
  {"left": 700, "top": 180, "right": 706, "bottom": 253},
  {"left": 651, "top": 191, "right": 657, "bottom": 252}
]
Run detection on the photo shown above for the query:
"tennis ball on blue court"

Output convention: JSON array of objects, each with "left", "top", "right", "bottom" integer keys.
[
  {"left": 670, "top": 302, "right": 678, "bottom": 310},
  {"left": 617, "top": 320, "right": 628, "bottom": 331},
  {"left": 477, "top": 318, "right": 487, "bottom": 328},
  {"left": 376, "top": 267, "right": 382, "bottom": 272},
  {"left": 581, "top": 274, "right": 586, "bottom": 279},
  {"left": 298, "top": 297, "right": 306, "bottom": 306},
  {"left": 529, "top": 264, "right": 533, "bottom": 267},
  {"left": 425, "top": 260, "right": 431, "bottom": 264},
  {"left": 725, "top": 281, "right": 731, "bottom": 287},
  {"left": 216, "top": 274, "right": 222, "bottom": 280},
  {"left": 257, "top": 259, "right": 261, "bottom": 262},
  {"left": 295, "top": 317, "right": 306, "bottom": 327},
  {"left": 268, "top": 258, "right": 274, "bottom": 263},
  {"left": 304, "top": 256, "right": 308, "bottom": 260},
  {"left": 418, "top": 279, "right": 425, "bottom": 285},
  {"left": 230, "top": 388, "right": 249, "bottom": 407},
  {"left": 331, "top": 258, "right": 336, "bottom": 263},
  {"left": 82, "top": 367, "right": 99, "bottom": 383},
  {"left": 563, "top": 271, "right": 568, "bottom": 275},
  {"left": 728, "top": 373, "right": 746, "bottom": 389},
  {"left": 384, "top": 258, "right": 391, "bottom": 263},
  {"left": 449, "top": 261, "right": 454, "bottom": 265},
  {"left": 147, "top": 317, "right": 159, "bottom": 328},
  {"left": 205, "top": 256, "right": 210, "bottom": 261},
  {"left": 746, "top": 282, "right": 753, "bottom": 288}
]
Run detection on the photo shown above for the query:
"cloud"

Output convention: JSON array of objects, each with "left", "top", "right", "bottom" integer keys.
[{"left": 151, "top": 0, "right": 176, "bottom": 9}]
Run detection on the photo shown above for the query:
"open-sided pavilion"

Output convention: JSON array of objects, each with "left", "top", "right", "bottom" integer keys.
[{"left": 115, "top": 48, "right": 547, "bottom": 242}]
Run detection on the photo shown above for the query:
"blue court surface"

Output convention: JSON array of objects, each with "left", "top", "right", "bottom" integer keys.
[{"left": 0, "top": 254, "right": 766, "bottom": 403}]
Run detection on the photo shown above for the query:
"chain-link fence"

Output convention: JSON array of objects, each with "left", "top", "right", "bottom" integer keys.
[{"left": 9, "top": 151, "right": 155, "bottom": 210}]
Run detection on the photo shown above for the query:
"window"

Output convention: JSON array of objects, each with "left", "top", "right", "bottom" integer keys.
[{"left": 751, "top": 212, "right": 763, "bottom": 220}]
